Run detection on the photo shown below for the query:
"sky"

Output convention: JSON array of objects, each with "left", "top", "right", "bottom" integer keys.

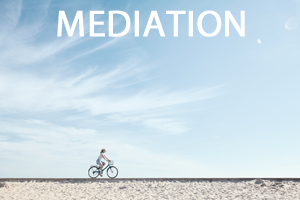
[{"left": 0, "top": 0, "right": 300, "bottom": 178}]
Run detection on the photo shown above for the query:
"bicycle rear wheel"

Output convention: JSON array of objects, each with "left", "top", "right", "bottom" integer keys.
[
  {"left": 107, "top": 166, "right": 118, "bottom": 179},
  {"left": 88, "top": 166, "right": 100, "bottom": 179}
]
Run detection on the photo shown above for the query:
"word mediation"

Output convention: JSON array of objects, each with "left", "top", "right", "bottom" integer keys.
[{"left": 57, "top": 10, "right": 245, "bottom": 37}]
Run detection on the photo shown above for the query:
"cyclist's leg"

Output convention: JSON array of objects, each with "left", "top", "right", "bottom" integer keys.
[
  {"left": 101, "top": 162, "right": 106, "bottom": 170},
  {"left": 100, "top": 162, "right": 106, "bottom": 175}
]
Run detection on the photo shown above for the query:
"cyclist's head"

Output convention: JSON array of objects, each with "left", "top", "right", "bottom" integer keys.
[{"left": 101, "top": 149, "right": 106, "bottom": 153}]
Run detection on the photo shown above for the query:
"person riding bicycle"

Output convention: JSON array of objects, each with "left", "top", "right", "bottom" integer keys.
[{"left": 96, "top": 149, "right": 110, "bottom": 177}]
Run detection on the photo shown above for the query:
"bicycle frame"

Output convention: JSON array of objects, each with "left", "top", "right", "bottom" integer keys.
[{"left": 95, "top": 164, "right": 110, "bottom": 174}]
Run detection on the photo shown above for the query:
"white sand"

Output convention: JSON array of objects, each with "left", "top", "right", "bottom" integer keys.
[{"left": 1, "top": 179, "right": 300, "bottom": 199}]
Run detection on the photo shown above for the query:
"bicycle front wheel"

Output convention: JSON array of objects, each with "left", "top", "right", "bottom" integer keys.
[
  {"left": 88, "top": 166, "right": 100, "bottom": 179},
  {"left": 107, "top": 166, "right": 118, "bottom": 179}
]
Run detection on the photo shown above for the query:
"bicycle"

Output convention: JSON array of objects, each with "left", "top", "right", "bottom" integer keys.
[{"left": 88, "top": 160, "right": 118, "bottom": 179}]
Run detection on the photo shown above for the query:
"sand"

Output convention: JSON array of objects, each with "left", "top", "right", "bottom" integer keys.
[{"left": 1, "top": 179, "right": 299, "bottom": 199}]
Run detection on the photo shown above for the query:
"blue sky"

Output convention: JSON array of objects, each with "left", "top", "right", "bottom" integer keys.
[{"left": 0, "top": 0, "right": 300, "bottom": 178}]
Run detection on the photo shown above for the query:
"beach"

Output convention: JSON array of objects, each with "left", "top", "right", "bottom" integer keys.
[{"left": 1, "top": 179, "right": 299, "bottom": 199}]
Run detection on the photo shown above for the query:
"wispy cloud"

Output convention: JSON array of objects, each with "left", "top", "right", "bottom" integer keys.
[
  {"left": 64, "top": 37, "right": 122, "bottom": 63},
  {"left": 0, "top": 119, "right": 212, "bottom": 178},
  {"left": 0, "top": 59, "right": 221, "bottom": 115},
  {"left": 0, "top": 0, "right": 22, "bottom": 42},
  {"left": 108, "top": 112, "right": 190, "bottom": 135}
]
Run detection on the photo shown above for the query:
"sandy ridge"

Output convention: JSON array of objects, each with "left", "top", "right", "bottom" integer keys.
[
  {"left": 1, "top": 178, "right": 300, "bottom": 199},
  {"left": 1, "top": 178, "right": 300, "bottom": 182}
]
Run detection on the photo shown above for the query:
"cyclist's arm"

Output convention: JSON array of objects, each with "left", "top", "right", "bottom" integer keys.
[{"left": 103, "top": 155, "right": 110, "bottom": 161}]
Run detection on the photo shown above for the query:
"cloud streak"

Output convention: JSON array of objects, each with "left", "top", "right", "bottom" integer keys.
[
  {"left": 0, "top": 118, "right": 212, "bottom": 178},
  {"left": 0, "top": 60, "right": 221, "bottom": 115}
]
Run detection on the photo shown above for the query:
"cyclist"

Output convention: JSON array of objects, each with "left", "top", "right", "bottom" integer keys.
[{"left": 96, "top": 149, "right": 110, "bottom": 176}]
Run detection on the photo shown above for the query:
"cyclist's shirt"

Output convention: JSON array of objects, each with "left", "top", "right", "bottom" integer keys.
[
  {"left": 98, "top": 153, "right": 104, "bottom": 161},
  {"left": 96, "top": 153, "right": 104, "bottom": 165}
]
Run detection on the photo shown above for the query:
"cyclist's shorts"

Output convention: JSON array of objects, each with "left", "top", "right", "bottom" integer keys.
[{"left": 96, "top": 159, "right": 104, "bottom": 165}]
